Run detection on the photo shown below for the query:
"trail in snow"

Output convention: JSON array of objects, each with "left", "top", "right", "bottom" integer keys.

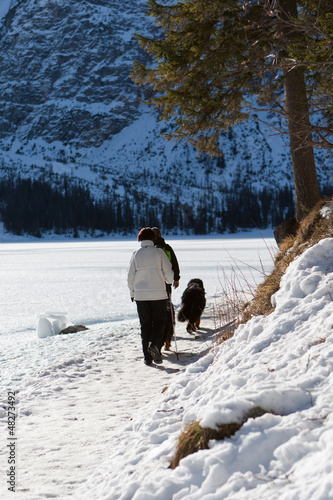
[{"left": 4, "top": 310, "right": 218, "bottom": 498}]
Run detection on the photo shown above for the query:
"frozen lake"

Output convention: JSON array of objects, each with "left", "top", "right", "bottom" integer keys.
[
  {"left": 0, "top": 233, "right": 276, "bottom": 333},
  {"left": 0, "top": 233, "right": 276, "bottom": 389}
]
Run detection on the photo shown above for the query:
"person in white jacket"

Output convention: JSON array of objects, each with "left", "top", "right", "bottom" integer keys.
[{"left": 128, "top": 227, "right": 174, "bottom": 365}]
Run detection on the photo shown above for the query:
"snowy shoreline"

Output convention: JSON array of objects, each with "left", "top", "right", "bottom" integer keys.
[{"left": 0, "top": 222, "right": 275, "bottom": 244}]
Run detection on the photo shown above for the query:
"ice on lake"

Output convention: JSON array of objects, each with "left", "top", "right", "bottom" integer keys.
[{"left": 0, "top": 232, "right": 276, "bottom": 388}]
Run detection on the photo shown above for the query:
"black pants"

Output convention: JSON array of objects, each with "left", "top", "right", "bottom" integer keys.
[
  {"left": 163, "top": 299, "right": 175, "bottom": 346},
  {"left": 136, "top": 300, "right": 168, "bottom": 360}
]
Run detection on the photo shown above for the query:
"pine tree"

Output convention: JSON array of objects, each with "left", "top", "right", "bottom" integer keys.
[{"left": 133, "top": 0, "right": 332, "bottom": 222}]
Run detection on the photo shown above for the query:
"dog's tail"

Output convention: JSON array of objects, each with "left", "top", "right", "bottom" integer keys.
[
  {"left": 178, "top": 303, "right": 202, "bottom": 323},
  {"left": 177, "top": 306, "right": 186, "bottom": 322}
]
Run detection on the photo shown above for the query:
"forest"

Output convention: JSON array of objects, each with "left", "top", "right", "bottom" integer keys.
[{"left": 0, "top": 171, "right": 302, "bottom": 236}]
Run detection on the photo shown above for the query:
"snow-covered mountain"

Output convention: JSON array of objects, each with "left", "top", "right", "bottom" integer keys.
[{"left": 0, "top": 0, "right": 332, "bottom": 234}]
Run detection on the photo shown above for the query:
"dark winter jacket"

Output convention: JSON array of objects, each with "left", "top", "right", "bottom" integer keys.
[{"left": 154, "top": 237, "right": 180, "bottom": 282}]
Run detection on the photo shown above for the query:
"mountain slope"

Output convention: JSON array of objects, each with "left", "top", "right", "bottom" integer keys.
[{"left": 0, "top": 0, "right": 332, "bottom": 234}]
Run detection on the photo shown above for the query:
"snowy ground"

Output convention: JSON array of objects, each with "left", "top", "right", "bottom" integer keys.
[
  {"left": 0, "top": 232, "right": 275, "bottom": 498},
  {"left": 2, "top": 233, "right": 333, "bottom": 499}
]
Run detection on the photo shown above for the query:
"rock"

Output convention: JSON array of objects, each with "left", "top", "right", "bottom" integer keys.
[
  {"left": 274, "top": 218, "right": 299, "bottom": 247},
  {"left": 59, "top": 325, "right": 89, "bottom": 335}
]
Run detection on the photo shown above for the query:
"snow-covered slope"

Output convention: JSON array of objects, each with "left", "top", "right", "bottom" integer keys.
[
  {"left": 77, "top": 238, "right": 333, "bottom": 499},
  {"left": 0, "top": 0, "right": 331, "bottom": 219}
]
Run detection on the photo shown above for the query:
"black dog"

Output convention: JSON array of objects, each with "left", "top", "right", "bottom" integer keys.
[{"left": 177, "top": 279, "right": 206, "bottom": 333}]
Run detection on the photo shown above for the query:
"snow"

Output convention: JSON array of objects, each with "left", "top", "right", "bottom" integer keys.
[
  {"left": 1, "top": 234, "right": 333, "bottom": 500},
  {"left": 320, "top": 201, "right": 333, "bottom": 220},
  {"left": 37, "top": 312, "right": 72, "bottom": 338}
]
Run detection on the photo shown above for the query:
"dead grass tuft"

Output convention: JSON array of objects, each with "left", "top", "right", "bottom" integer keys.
[
  {"left": 169, "top": 421, "right": 241, "bottom": 469},
  {"left": 311, "top": 337, "right": 326, "bottom": 346},
  {"left": 170, "top": 406, "right": 274, "bottom": 469}
]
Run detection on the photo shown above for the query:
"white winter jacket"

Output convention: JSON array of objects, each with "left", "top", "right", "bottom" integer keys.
[{"left": 127, "top": 240, "right": 174, "bottom": 301}]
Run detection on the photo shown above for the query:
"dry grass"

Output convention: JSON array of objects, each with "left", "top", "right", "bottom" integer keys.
[
  {"left": 169, "top": 421, "right": 241, "bottom": 469},
  {"left": 214, "top": 327, "right": 236, "bottom": 346},
  {"left": 241, "top": 198, "right": 333, "bottom": 323},
  {"left": 213, "top": 258, "right": 269, "bottom": 343},
  {"left": 170, "top": 406, "right": 273, "bottom": 468},
  {"left": 212, "top": 198, "right": 333, "bottom": 336},
  {"left": 311, "top": 337, "right": 326, "bottom": 346},
  {"left": 215, "top": 266, "right": 258, "bottom": 325}
]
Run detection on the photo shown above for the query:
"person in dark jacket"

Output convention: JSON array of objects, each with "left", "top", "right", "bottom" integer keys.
[
  {"left": 152, "top": 228, "right": 180, "bottom": 292},
  {"left": 152, "top": 227, "right": 180, "bottom": 350}
]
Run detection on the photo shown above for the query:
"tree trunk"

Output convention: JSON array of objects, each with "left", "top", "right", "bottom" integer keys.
[
  {"left": 283, "top": 65, "right": 321, "bottom": 221},
  {"left": 280, "top": 0, "right": 321, "bottom": 222}
]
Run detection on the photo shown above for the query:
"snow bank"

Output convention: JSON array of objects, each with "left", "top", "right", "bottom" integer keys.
[
  {"left": 37, "top": 312, "right": 72, "bottom": 338},
  {"left": 79, "top": 238, "right": 333, "bottom": 500}
]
